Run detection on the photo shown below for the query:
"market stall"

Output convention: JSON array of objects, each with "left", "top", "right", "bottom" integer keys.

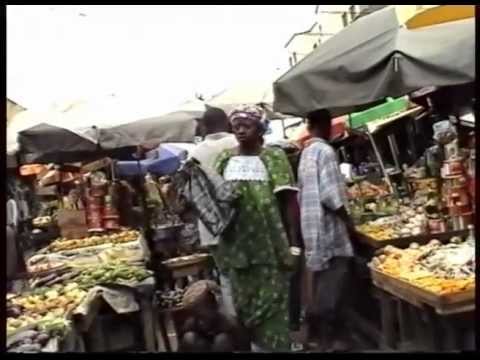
[
  {"left": 368, "top": 228, "right": 475, "bottom": 351},
  {"left": 6, "top": 130, "right": 230, "bottom": 353},
  {"left": 335, "top": 88, "right": 476, "bottom": 351}
]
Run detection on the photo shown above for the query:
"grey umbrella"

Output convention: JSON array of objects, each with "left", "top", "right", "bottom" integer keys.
[
  {"left": 8, "top": 97, "right": 204, "bottom": 163},
  {"left": 273, "top": 7, "right": 475, "bottom": 117}
]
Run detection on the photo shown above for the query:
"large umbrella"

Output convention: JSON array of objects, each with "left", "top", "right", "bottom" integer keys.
[
  {"left": 206, "top": 73, "right": 290, "bottom": 120},
  {"left": 273, "top": 7, "right": 475, "bottom": 117},
  {"left": 116, "top": 143, "right": 188, "bottom": 177},
  {"left": 8, "top": 96, "right": 204, "bottom": 163}
]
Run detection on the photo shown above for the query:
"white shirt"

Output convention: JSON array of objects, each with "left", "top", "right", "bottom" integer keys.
[{"left": 189, "top": 132, "right": 238, "bottom": 246}]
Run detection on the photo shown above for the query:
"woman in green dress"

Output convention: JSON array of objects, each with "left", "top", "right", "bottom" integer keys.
[{"left": 214, "top": 105, "right": 301, "bottom": 351}]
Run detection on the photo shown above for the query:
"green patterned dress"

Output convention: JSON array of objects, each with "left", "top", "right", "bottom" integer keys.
[{"left": 214, "top": 146, "right": 296, "bottom": 351}]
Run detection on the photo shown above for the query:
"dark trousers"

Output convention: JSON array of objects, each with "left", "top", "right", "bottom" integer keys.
[
  {"left": 289, "top": 262, "right": 303, "bottom": 331},
  {"left": 306, "top": 257, "right": 351, "bottom": 342}
]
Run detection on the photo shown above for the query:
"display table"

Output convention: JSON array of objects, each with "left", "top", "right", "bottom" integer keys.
[
  {"left": 371, "top": 269, "right": 475, "bottom": 351},
  {"left": 354, "top": 229, "right": 469, "bottom": 250},
  {"left": 73, "top": 278, "right": 157, "bottom": 352}
]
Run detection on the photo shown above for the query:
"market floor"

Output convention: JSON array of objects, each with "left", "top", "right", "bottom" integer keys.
[{"left": 291, "top": 322, "right": 380, "bottom": 353}]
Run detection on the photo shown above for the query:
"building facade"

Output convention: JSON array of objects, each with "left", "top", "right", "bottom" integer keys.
[
  {"left": 285, "top": 5, "right": 439, "bottom": 68},
  {"left": 284, "top": 22, "right": 321, "bottom": 67},
  {"left": 7, "top": 98, "right": 26, "bottom": 124}
]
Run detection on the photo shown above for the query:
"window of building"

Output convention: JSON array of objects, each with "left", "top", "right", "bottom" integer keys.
[
  {"left": 342, "top": 12, "right": 349, "bottom": 27},
  {"left": 318, "top": 24, "right": 323, "bottom": 33},
  {"left": 313, "top": 43, "right": 317, "bottom": 50},
  {"left": 293, "top": 52, "right": 298, "bottom": 64},
  {"left": 289, "top": 56, "right": 293, "bottom": 67},
  {"left": 349, "top": 5, "right": 358, "bottom": 21}
]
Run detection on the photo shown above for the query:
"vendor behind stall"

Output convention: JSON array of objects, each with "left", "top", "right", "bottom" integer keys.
[
  {"left": 179, "top": 280, "right": 249, "bottom": 352},
  {"left": 189, "top": 106, "right": 238, "bottom": 317}
]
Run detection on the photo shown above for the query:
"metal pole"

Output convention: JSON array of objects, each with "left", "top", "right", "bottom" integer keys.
[
  {"left": 365, "top": 130, "right": 396, "bottom": 198},
  {"left": 387, "top": 134, "right": 401, "bottom": 171}
]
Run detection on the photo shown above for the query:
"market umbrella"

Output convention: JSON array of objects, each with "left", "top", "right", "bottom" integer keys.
[
  {"left": 8, "top": 96, "right": 204, "bottom": 163},
  {"left": 405, "top": 5, "right": 474, "bottom": 29},
  {"left": 116, "top": 143, "right": 188, "bottom": 177},
  {"left": 273, "top": 7, "right": 475, "bottom": 117},
  {"left": 206, "top": 73, "right": 290, "bottom": 120}
]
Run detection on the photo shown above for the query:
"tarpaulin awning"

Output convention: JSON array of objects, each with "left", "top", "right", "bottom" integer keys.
[
  {"left": 206, "top": 74, "right": 291, "bottom": 120},
  {"left": 8, "top": 96, "right": 205, "bottom": 163},
  {"left": 273, "top": 6, "right": 475, "bottom": 118},
  {"left": 405, "top": 5, "right": 474, "bottom": 29}
]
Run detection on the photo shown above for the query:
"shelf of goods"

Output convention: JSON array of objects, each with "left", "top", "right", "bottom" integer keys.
[
  {"left": 353, "top": 199, "right": 469, "bottom": 249},
  {"left": 369, "top": 238, "right": 475, "bottom": 315}
]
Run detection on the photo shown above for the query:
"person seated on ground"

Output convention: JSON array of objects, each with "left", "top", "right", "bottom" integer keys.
[{"left": 179, "top": 280, "right": 250, "bottom": 352}]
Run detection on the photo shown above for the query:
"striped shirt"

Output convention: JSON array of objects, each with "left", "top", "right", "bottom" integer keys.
[{"left": 298, "top": 138, "right": 353, "bottom": 271}]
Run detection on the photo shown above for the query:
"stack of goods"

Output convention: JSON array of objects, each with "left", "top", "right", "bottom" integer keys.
[
  {"left": 46, "top": 229, "right": 139, "bottom": 253},
  {"left": 441, "top": 140, "right": 473, "bottom": 230},
  {"left": 32, "top": 216, "right": 54, "bottom": 229},
  {"left": 370, "top": 234, "right": 475, "bottom": 296},
  {"left": 84, "top": 172, "right": 108, "bottom": 232},
  {"left": 467, "top": 132, "right": 475, "bottom": 213},
  {"left": 145, "top": 174, "right": 184, "bottom": 228},
  {"left": 357, "top": 206, "right": 427, "bottom": 241},
  {"left": 348, "top": 180, "right": 390, "bottom": 199}
]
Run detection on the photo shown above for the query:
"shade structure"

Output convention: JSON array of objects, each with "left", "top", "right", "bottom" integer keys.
[
  {"left": 405, "top": 5, "right": 474, "bottom": 29},
  {"left": 8, "top": 96, "right": 205, "bottom": 163},
  {"left": 273, "top": 7, "right": 475, "bottom": 118},
  {"left": 206, "top": 74, "right": 290, "bottom": 120},
  {"left": 116, "top": 143, "right": 188, "bottom": 177}
]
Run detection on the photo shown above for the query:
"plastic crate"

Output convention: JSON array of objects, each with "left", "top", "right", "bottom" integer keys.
[{"left": 349, "top": 97, "right": 409, "bottom": 129}]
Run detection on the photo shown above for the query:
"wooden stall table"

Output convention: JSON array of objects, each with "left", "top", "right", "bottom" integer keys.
[
  {"left": 347, "top": 229, "right": 470, "bottom": 351},
  {"left": 371, "top": 268, "right": 475, "bottom": 352},
  {"left": 73, "top": 279, "right": 157, "bottom": 352},
  {"left": 155, "top": 254, "right": 217, "bottom": 352}
]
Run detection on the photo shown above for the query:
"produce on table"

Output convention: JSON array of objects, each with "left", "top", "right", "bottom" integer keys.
[
  {"left": 28, "top": 261, "right": 65, "bottom": 274},
  {"left": 357, "top": 206, "right": 428, "bottom": 240},
  {"left": 72, "top": 262, "right": 151, "bottom": 290},
  {"left": 371, "top": 238, "right": 475, "bottom": 295},
  {"left": 29, "top": 267, "right": 82, "bottom": 289},
  {"left": 33, "top": 216, "right": 53, "bottom": 228},
  {"left": 46, "top": 229, "right": 140, "bottom": 252},
  {"left": 7, "top": 316, "right": 71, "bottom": 353},
  {"left": 7, "top": 283, "right": 86, "bottom": 334},
  {"left": 348, "top": 180, "right": 390, "bottom": 199},
  {"left": 155, "top": 288, "right": 185, "bottom": 309}
]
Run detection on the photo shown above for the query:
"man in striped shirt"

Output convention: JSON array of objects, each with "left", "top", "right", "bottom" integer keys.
[{"left": 298, "top": 109, "right": 355, "bottom": 352}]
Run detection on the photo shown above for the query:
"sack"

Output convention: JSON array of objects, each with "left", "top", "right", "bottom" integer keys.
[{"left": 57, "top": 209, "right": 88, "bottom": 239}]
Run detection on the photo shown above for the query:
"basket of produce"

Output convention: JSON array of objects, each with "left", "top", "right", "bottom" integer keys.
[
  {"left": 155, "top": 288, "right": 186, "bottom": 312},
  {"left": 162, "top": 253, "right": 211, "bottom": 270}
]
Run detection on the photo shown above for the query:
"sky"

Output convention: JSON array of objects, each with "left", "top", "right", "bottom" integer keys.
[{"left": 7, "top": 5, "right": 314, "bottom": 110}]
